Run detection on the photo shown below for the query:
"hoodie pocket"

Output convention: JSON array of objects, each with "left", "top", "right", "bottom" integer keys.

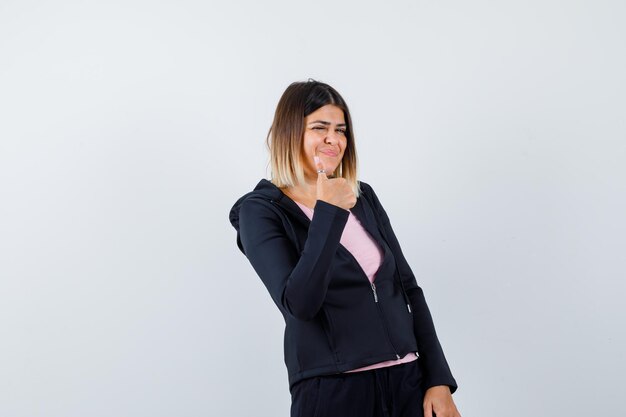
[
  {"left": 320, "top": 307, "right": 341, "bottom": 364},
  {"left": 381, "top": 295, "right": 418, "bottom": 354}
]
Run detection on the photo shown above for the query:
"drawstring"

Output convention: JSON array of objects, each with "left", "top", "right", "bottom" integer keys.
[
  {"left": 372, "top": 216, "right": 412, "bottom": 313},
  {"left": 361, "top": 191, "right": 413, "bottom": 313},
  {"left": 389, "top": 245, "right": 412, "bottom": 313}
]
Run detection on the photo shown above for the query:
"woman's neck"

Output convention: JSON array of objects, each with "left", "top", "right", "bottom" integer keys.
[{"left": 281, "top": 177, "right": 318, "bottom": 209}]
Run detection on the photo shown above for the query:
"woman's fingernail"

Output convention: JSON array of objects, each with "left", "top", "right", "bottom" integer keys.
[{"left": 314, "top": 156, "right": 320, "bottom": 164}]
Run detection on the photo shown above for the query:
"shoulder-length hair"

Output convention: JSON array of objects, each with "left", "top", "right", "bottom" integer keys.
[{"left": 266, "top": 79, "right": 360, "bottom": 198}]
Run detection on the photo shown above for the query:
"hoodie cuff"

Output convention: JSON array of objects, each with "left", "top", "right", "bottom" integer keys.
[{"left": 314, "top": 199, "right": 350, "bottom": 215}]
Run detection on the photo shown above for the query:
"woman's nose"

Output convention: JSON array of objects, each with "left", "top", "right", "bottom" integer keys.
[{"left": 325, "top": 131, "right": 339, "bottom": 143}]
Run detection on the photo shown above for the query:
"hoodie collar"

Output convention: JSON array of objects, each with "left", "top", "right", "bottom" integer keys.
[{"left": 229, "top": 178, "right": 381, "bottom": 243}]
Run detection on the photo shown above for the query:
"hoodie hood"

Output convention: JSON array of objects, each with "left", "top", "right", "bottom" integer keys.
[
  {"left": 229, "top": 178, "right": 282, "bottom": 229},
  {"left": 229, "top": 178, "right": 290, "bottom": 254}
]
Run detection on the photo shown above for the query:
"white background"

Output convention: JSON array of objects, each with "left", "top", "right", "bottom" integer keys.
[{"left": 1, "top": 1, "right": 625, "bottom": 416}]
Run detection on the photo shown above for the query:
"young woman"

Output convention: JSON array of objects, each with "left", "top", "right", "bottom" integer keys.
[{"left": 229, "top": 80, "right": 461, "bottom": 417}]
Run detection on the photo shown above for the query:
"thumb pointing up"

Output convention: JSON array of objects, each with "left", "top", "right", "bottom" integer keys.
[
  {"left": 314, "top": 155, "right": 327, "bottom": 180},
  {"left": 313, "top": 154, "right": 356, "bottom": 210}
]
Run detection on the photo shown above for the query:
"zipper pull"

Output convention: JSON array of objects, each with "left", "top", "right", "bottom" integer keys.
[
  {"left": 371, "top": 282, "right": 378, "bottom": 303},
  {"left": 407, "top": 303, "right": 412, "bottom": 313}
]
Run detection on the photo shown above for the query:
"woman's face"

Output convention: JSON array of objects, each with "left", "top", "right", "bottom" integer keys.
[{"left": 301, "top": 104, "right": 347, "bottom": 179}]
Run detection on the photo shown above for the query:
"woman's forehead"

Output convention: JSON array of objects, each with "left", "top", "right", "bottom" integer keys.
[{"left": 306, "top": 105, "right": 345, "bottom": 124}]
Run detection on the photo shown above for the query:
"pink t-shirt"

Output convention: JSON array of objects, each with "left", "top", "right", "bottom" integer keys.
[{"left": 294, "top": 201, "right": 418, "bottom": 372}]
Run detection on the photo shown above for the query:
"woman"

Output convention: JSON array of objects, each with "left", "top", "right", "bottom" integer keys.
[{"left": 229, "top": 80, "right": 461, "bottom": 417}]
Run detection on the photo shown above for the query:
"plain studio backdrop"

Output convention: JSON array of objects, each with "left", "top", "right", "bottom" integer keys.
[{"left": 1, "top": 1, "right": 625, "bottom": 416}]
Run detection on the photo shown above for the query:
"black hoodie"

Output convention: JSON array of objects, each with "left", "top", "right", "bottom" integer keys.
[{"left": 229, "top": 178, "right": 457, "bottom": 393}]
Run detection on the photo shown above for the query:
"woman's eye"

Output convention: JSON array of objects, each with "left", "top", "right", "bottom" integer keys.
[
  {"left": 312, "top": 126, "right": 326, "bottom": 131},
  {"left": 337, "top": 129, "right": 346, "bottom": 135}
]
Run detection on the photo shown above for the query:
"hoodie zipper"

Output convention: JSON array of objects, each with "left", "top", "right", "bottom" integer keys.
[
  {"left": 340, "top": 245, "right": 401, "bottom": 360},
  {"left": 370, "top": 281, "right": 401, "bottom": 360}
]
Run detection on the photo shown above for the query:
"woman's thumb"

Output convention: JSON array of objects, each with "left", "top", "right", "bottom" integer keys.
[{"left": 314, "top": 155, "right": 327, "bottom": 179}]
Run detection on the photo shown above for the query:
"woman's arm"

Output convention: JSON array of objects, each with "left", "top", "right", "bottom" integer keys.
[
  {"left": 238, "top": 197, "right": 349, "bottom": 321},
  {"left": 362, "top": 182, "right": 458, "bottom": 393}
]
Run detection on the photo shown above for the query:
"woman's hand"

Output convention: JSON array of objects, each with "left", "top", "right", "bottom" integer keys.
[
  {"left": 424, "top": 385, "right": 461, "bottom": 417},
  {"left": 314, "top": 156, "right": 356, "bottom": 211}
]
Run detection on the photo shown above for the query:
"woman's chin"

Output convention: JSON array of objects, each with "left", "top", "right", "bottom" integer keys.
[{"left": 323, "top": 163, "right": 339, "bottom": 175}]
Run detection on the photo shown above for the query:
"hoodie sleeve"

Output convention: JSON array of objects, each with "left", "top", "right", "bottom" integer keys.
[
  {"left": 362, "top": 182, "right": 458, "bottom": 394},
  {"left": 238, "top": 197, "right": 349, "bottom": 321}
]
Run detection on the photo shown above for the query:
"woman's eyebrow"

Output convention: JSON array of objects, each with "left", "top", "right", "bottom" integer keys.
[{"left": 307, "top": 120, "right": 347, "bottom": 127}]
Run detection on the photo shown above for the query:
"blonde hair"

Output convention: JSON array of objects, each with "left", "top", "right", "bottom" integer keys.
[{"left": 266, "top": 79, "right": 360, "bottom": 198}]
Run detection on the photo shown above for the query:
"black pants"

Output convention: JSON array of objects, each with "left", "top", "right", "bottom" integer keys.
[{"left": 290, "top": 360, "right": 425, "bottom": 417}]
